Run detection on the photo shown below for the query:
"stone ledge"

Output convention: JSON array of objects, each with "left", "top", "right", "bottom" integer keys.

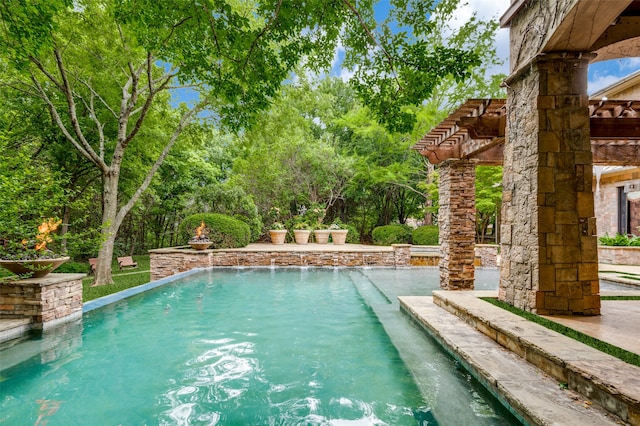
[
  {"left": 423, "top": 291, "right": 640, "bottom": 425},
  {"left": 2, "top": 273, "right": 86, "bottom": 287},
  {"left": 399, "top": 295, "right": 624, "bottom": 426}
]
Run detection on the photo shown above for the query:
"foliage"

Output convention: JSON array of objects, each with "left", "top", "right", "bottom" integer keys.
[
  {"left": 293, "top": 221, "right": 312, "bottom": 231},
  {"left": 599, "top": 233, "right": 640, "bottom": 246},
  {"left": 371, "top": 224, "right": 412, "bottom": 246},
  {"left": 192, "top": 183, "right": 263, "bottom": 242},
  {"left": 0, "top": 139, "right": 70, "bottom": 259},
  {"left": 0, "top": 0, "right": 506, "bottom": 261},
  {"left": 482, "top": 297, "right": 640, "bottom": 368},
  {"left": 476, "top": 166, "right": 502, "bottom": 243},
  {"left": 341, "top": 223, "right": 361, "bottom": 244},
  {"left": 179, "top": 214, "right": 250, "bottom": 249},
  {"left": 412, "top": 225, "right": 439, "bottom": 245}
]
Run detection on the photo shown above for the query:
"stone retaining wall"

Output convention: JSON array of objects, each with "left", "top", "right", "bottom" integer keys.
[
  {"left": 598, "top": 246, "right": 640, "bottom": 266},
  {"left": 0, "top": 273, "right": 84, "bottom": 330},
  {"left": 410, "top": 245, "right": 499, "bottom": 268},
  {"left": 474, "top": 245, "right": 499, "bottom": 267},
  {"left": 150, "top": 245, "right": 412, "bottom": 281}
]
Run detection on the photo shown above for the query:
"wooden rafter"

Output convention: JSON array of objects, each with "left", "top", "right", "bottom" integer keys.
[{"left": 414, "top": 99, "right": 640, "bottom": 166}]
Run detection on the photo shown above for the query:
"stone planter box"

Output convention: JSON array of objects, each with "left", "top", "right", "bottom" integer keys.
[
  {"left": 598, "top": 246, "right": 640, "bottom": 265},
  {"left": 0, "top": 273, "right": 84, "bottom": 330}
]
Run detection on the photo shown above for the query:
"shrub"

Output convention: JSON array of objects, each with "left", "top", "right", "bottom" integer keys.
[
  {"left": 179, "top": 213, "right": 251, "bottom": 248},
  {"left": 372, "top": 224, "right": 412, "bottom": 245},
  {"left": 412, "top": 225, "right": 439, "bottom": 245},
  {"left": 342, "top": 223, "right": 361, "bottom": 244},
  {"left": 599, "top": 233, "right": 640, "bottom": 247}
]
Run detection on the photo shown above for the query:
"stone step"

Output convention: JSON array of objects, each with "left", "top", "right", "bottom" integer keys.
[{"left": 399, "top": 295, "right": 630, "bottom": 426}]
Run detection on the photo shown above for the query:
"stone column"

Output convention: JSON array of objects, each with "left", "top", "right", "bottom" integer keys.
[
  {"left": 438, "top": 159, "right": 476, "bottom": 290},
  {"left": 500, "top": 53, "right": 600, "bottom": 315}
]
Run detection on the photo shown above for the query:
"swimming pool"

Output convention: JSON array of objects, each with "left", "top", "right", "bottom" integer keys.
[{"left": 1, "top": 268, "right": 519, "bottom": 424}]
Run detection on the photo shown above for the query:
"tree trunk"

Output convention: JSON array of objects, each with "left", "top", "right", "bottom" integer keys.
[{"left": 93, "top": 173, "right": 121, "bottom": 286}]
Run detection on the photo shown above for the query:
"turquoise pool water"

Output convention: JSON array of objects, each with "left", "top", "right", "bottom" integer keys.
[{"left": 1, "top": 268, "right": 518, "bottom": 424}]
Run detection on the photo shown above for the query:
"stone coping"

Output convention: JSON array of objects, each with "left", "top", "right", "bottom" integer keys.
[
  {"left": 403, "top": 291, "right": 640, "bottom": 425},
  {"left": 149, "top": 243, "right": 405, "bottom": 253},
  {"left": 83, "top": 268, "right": 204, "bottom": 313},
  {"left": 2, "top": 273, "right": 86, "bottom": 287}
]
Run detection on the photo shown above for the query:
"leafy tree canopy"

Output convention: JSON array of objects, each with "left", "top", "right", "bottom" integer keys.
[{"left": 1, "top": 0, "right": 483, "bottom": 132}]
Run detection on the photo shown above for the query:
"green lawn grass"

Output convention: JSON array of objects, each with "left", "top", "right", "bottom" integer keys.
[
  {"left": 82, "top": 255, "right": 150, "bottom": 302},
  {"left": 481, "top": 297, "right": 640, "bottom": 368},
  {"left": 1, "top": 255, "right": 152, "bottom": 302}
]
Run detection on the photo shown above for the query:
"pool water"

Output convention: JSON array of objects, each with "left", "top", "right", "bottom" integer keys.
[{"left": 0, "top": 268, "right": 519, "bottom": 425}]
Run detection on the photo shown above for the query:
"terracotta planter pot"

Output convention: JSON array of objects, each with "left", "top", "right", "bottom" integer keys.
[
  {"left": 293, "top": 229, "right": 311, "bottom": 245},
  {"left": 189, "top": 241, "right": 212, "bottom": 250},
  {"left": 330, "top": 229, "right": 348, "bottom": 245},
  {"left": 313, "top": 229, "right": 330, "bottom": 244},
  {"left": 269, "top": 230, "right": 287, "bottom": 245},
  {"left": 0, "top": 256, "right": 70, "bottom": 278}
]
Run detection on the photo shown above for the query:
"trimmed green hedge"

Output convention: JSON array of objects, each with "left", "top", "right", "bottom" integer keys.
[
  {"left": 180, "top": 213, "right": 250, "bottom": 248},
  {"left": 372, "top": 224, "right": 412, "bottom": 245},
  {"left": 412, "top": 225, "right": 439, "bottom": 245}
]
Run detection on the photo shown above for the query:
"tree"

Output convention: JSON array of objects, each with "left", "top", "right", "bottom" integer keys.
[
  {"left": 475, "top": 166, "right": 502, "bottom": 243},
  {"left": 1, "top": 0, "right": 484, "bottom": 284},
  {"left": 233, "top": 80, "right": 354, "bottom": 228}
]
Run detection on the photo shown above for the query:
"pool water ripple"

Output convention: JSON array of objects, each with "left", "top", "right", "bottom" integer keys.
[{"left": 1, "top": 268, "right": 519, "bottom": 425}]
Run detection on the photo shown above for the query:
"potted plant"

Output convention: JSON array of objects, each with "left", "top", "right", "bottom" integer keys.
[
  {"left": 0, "top": 218, "right": 69, "bottom": 278},
  {"left": 188, "top": 221, "right": 212, "bottom": 250},
  {"left": 313, "top": 223, "right": 331, "bottom": 244},
  {"left": 269, "top": 222, "right": 287, "bottom": 245},
  {"left": 329, "top": 221, "right": 349, "bottom": 245},
  {"left": 293, "top": 221, "right": 312, "bottom": 245}
]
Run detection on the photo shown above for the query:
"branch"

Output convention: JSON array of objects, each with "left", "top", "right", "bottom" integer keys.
[
  {"left": 52, "top": 48, "right": 102, "bottom": 162},
  {"left": 115, "top": 100, "right": 207, "bottom": 226},
  {"left": 341, "top": 0, "right": 397, "bottom": 76},
  {"left": 79, "top": 85, "right": 106, "bottom": 158},
  {"left": 121, "top": 53, "right": 172, "bottom": 149},
  {"left": 388, "top": 181, "right": 428, "bottom": 200},
  {"left": 243, "top": 0, "right": 283, "bottom": 72},
  {"left": 78, "top": 78, "right": 118, "bottom": 118},
  {"left": 201, "top": 2, "right": 222, "bottom": 56},
  {"left": 29, "top": 72, "right": 105, "bottom": 170},
  {"left": 28, "top": 55, "right": 64, "bottom": 91}
]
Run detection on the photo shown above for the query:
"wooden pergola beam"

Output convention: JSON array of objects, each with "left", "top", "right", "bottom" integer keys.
[{"left": 414, "top": 99, "right": 640, "bottom": 166}]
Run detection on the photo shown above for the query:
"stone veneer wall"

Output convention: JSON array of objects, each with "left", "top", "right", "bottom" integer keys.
[
  {"left": 501, "top": 53, "right": 600, "bottom": 315},
  {"left": 598, "top": 246, "right": 640, "bottom": 265},
  {"left": 410, "top": 245, "right": 499, "bottom": 268},
  {"left": 0, "top": 273, "right": 84, "bottom": 329},
  {"left": 438, "top": 159, "right": 476, "bottom": 290},
  {"left": 474, "top": 245, "right": 499, "bottom": 267},
  {"left": 150, "top": 245, "right": 412, "bottom": 281}
]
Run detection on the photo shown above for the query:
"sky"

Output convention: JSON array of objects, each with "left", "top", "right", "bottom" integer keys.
[
  {"left": 458, "top": 0, "right": 640, "bottom": 94},
  {"left": 174, "top": 1, "right": 640, "bottom": 107}
]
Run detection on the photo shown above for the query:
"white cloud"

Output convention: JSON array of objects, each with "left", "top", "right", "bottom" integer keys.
[
  {"left": 448, "top": 0, "right": 511, "bottom": 77},
  {"left": 588, "top": 74, "right": 620, "bottom": 95},
  {"left": 619, "top": 57, "right": 640, "bottom": 71}
]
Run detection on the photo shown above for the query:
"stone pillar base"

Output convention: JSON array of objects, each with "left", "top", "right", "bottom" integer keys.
[{"left": 0, "top": 273, "right": 84, "bottom": 330}]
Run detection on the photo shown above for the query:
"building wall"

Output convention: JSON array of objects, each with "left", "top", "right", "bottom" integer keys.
[{"left": 595, "top": 168, "right": 640, "bottom": 236}]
